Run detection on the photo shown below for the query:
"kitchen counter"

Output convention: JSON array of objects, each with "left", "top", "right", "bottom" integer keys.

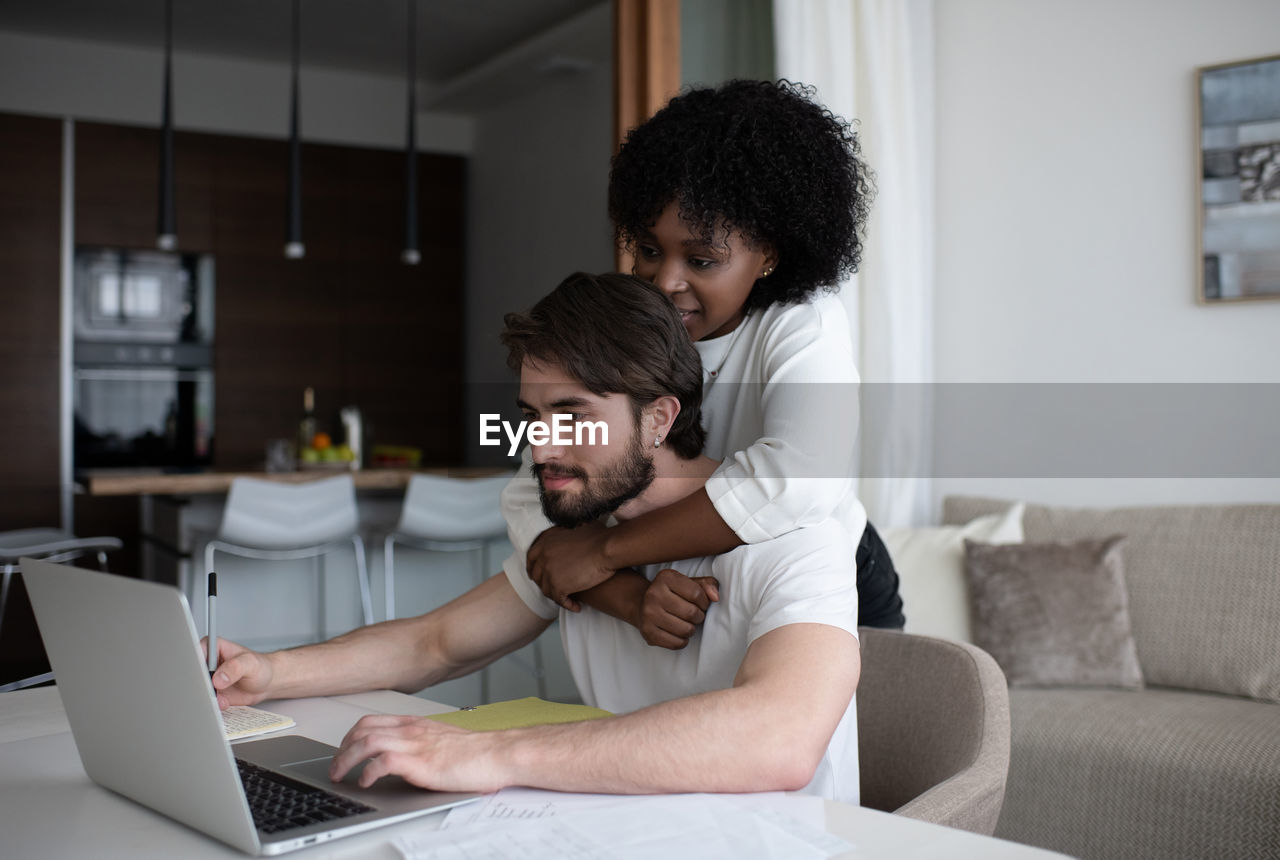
[{"left": 79, "top": 466, "right": 508, "bottom": 496}]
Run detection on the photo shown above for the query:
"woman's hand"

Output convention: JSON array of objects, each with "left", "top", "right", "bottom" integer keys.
[
  {"left": 636, "top": 569, "right": 720, "bottom": 650},
  {"left": 527, "top": 524, "right": 614, "bottom": 611}
]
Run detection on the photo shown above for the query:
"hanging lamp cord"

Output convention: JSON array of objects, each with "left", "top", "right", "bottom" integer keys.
[
  {"left": 402, "top": 0, "right": 420, "bottom": 265},
  {"left": 157, "top": 0, "right": 176, "bottom": 250},
  {"left": 285, "top": 0, "right": 305, "bottom": 258}
]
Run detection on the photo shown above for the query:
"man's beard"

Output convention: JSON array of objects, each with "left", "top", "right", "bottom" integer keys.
[{"left": 533, "top": 431, "right": 656, "bottom": 528}]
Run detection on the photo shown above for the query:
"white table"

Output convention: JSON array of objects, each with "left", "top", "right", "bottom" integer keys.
[{"left": 0, "top": 686, "right": 1068, "bottom": 858}]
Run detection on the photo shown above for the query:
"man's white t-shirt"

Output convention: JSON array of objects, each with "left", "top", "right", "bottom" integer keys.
[{"left": 503, "top": 517, "right": 860, "bottom": 804}]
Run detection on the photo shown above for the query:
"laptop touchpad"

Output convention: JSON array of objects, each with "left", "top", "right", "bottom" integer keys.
[{"left": 283, "top": 756, "right": 421, "bottom": 796}]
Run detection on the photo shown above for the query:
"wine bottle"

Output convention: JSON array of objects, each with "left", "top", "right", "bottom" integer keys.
[{"left": 298, "top": 386, "right": 317, "bottom": 455}]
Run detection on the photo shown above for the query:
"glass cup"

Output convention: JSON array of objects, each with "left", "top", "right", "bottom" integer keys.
[{"left": 265, "top": 438, "right": 295, "bottom": 473}]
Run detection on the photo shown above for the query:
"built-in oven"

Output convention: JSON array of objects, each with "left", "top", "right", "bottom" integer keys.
[{"left": 73, "top": 248, "right": 215, "bottom": 469}]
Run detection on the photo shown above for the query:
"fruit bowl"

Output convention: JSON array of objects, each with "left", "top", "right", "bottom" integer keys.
[
  {"left": 298, "top": 438, "right": 358, "bottom": 471},
  {"left": 298, "top": 460, "right": 354, "bottom": 472}
]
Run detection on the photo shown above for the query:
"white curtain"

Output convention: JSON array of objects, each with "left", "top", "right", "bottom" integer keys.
[{"left": 774, "top": 0, "right": 935, "bottom": 527}]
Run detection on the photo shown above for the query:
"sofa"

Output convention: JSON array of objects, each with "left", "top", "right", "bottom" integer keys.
[{"left": 884, "top": 497, "right": 1280, "bottom": 860}]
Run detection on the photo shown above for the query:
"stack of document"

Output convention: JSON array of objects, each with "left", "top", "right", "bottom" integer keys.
[
  {"left": 396, "top": 698, "right": 851, "bottom": 858},
  {"left": 396, "top": 788, "right": 852, "bottom": 859}
]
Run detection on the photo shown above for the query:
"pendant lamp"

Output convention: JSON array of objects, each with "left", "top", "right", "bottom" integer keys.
[
  {"left": 156, "top": 0, "right": 177, "bottom": 251},
  {"left": 401, "top": 0, "right": 420, "bottom": 265},
  {"left": 284, "top": 0, "right": 305, "bottom": 259}
]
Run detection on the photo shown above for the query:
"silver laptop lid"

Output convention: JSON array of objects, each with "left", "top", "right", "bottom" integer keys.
[{"left": 22, "top": 558, "right": 261, "bottom": 854}]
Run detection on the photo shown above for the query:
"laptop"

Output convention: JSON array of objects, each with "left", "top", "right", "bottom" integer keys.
[{"left": 21, "top": 557, "right": 481, "bottom": 855}]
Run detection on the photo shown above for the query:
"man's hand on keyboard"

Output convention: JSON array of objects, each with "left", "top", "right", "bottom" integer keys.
[
  {"left": 330, "top": 714, "right": 505, "bottom": 793},
  {"left": 207, "top": 638, "right": 275, "bottom": 710}
]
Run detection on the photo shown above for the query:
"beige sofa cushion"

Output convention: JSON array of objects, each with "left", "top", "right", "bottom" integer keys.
[
  {"left": 944, "top": 498, "right": 1280, "bottom": 702},
  {"left": 882, "top": 504, "right": 1024, "bottom": 643},
  {"left": 964, "top": 536, "right": 1144, "bottom": 689},
  {"left": 996, "top": 687, "right": 1280, "bottom": 859}
]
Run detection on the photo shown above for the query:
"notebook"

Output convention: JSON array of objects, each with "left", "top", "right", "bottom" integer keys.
[
  {"left": 222, "top": 705, "right": 296, "bottom": 741},
  {"left": 21, "top": 557, "right": 481, "bottom": 855}
]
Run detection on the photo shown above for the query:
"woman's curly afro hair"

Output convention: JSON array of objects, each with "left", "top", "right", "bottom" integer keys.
[{"left": 608, "top": 79, "right": 874, "bottom": 311}]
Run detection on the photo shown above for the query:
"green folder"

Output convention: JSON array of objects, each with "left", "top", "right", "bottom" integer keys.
[{"left": 426, "top": 697, "right": 612, "bottom": 732}]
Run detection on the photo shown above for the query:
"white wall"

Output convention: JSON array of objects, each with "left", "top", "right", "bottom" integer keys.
[
  {"left": 931, "top": 0, "right": 1280, "bottom": 511},
  {"left": 462, "top": 4, "right": 614, "bottom": 458},
  {"left": 681, "top": 0, "right": 775, "bottom": 87},
  {"left": 0, "top": 30, "right": 472, "bottom": 152},
  {"left": 462, "top": 52, "right": 614, "bottom": 383}
]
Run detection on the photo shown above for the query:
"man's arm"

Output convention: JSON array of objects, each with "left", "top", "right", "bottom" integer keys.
[
  {"left": 211, "top": 574, "right": 551, "bottom": 707},
  {"left": 330, "top": 621, "right": 860, "bottom": 794}
]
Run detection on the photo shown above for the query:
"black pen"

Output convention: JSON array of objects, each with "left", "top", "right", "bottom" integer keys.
[{"left": 207, "top": 571, "right": 218, "bottom": 675}]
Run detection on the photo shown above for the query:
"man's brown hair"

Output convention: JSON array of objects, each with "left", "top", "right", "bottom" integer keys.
[{"left": 502, "top": 272, "right": 706, "bottom": 459}]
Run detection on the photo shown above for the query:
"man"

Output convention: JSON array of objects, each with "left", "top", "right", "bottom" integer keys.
[{"left": 210, "top": 272, "right": 861, "bottom": 802}]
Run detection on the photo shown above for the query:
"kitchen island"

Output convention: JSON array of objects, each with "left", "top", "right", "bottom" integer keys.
[{"left": 79, "top": 466, "right": 506, "bottom": 497}]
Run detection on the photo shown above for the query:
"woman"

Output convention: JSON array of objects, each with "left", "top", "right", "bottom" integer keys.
[{"left": 505, "top": 79, "right": 904, "bottom": 644}]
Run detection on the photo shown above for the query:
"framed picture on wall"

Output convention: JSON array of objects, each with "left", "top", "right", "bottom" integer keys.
[{"left": 1196, "top": 53, "right": 1280, "bottom": 303}]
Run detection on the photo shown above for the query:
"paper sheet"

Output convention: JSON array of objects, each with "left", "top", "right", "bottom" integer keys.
[
  {"left": 398, "top": 792, "right": 851, "bottom": 859},
  {"left": 439, "top": 787, "right": 656, "bottom": 829}
]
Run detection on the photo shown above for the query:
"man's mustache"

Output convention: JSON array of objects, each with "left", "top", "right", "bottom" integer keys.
[{"left": 531, "top": 462, "right": 588, "bottom": 484}]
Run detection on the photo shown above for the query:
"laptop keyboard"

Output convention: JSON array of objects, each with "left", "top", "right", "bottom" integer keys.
[{"left": 236, "top": 758, "right": 375, "bottom": 834}]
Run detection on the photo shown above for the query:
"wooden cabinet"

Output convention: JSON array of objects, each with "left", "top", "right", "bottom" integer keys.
[
  {"left": 0, "top": 114, "right": 464, "bottom": 686},
  {"left": 74, "top": 121, "right": 216, "bottom": 251},
  {"left": 0, "top": 113, "right": 64, "bottom": 685},
  {"left": 0, "top": 113, "right": 63, "bottom": 531},
  {"left": 73, "top": 123, "right": 466, "bottom": 469},
  {"left": 0, "top": 112, "right": 465, "bottom": 521}
]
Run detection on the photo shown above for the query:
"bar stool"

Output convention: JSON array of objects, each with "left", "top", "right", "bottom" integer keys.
[
  {"left": 0, "top": 529, "right": 123, "bottom": 691},
  {"left": 383, "top": 472, "right": 515, "bottom": 621},
  {"left": 383, "top": 472, "right": 537, "bottom": 700},
  {"left": 203, "top": 475, "right": 373, "bottom": 642}
]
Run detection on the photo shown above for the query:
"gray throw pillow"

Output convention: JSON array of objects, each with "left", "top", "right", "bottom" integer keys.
[{"left": 964, "top": 536, "right": 1144, "bottom": 689}]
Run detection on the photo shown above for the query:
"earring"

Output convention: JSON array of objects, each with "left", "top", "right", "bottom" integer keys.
[
  {"left": 762, "top": 267, "right": 774, "bottom": 277},
  {"left": 654, "top": 436, "right": 662, "bottom": 448}
]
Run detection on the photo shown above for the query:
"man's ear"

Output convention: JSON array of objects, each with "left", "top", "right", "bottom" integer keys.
[{"left": 644, "top": 395, "right": 682, "bottom": 446}]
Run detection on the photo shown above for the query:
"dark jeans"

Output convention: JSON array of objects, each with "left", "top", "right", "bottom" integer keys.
[{"left": 856, "top": 521, "right": 905, "bottom": 629}]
